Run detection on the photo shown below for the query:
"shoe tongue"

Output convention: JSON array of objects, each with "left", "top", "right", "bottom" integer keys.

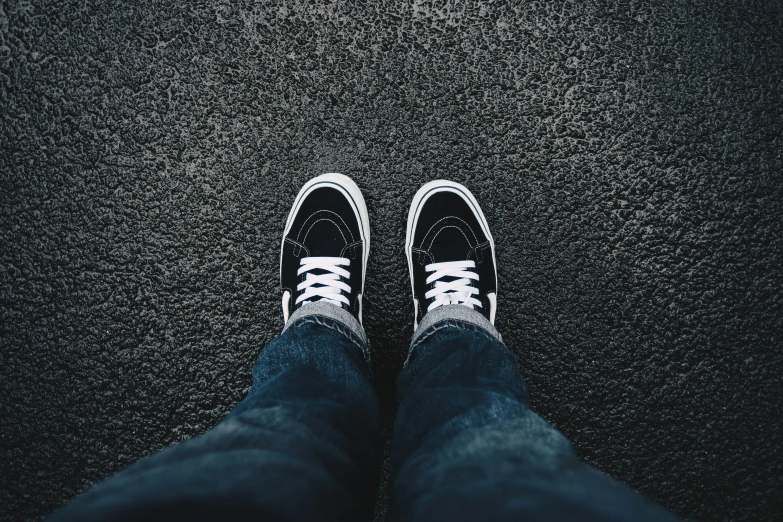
[{"left": 306, "top": 297, "right": 347, "bottom": 309}]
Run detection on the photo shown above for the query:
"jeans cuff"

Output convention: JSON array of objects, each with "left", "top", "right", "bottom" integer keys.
[
  {"left": 284, "top": 301, "right": 369, "bottom": 348},
  {"left": 411, "top": 304, "right": 502, "bottom": 348}
]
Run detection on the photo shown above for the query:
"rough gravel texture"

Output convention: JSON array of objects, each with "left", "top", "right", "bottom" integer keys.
[{"left": 2, "top": 1, "right": 782, "bottom": 521}]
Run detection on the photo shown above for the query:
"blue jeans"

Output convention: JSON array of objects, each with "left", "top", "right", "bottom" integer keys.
[{"left": 51, "top": 303, "right": 679, "bottom": 522}]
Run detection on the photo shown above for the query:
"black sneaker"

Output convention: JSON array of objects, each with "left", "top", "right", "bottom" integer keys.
[
  {"left": 280, "top": 173, "right": 370, "bottom": 325},
  {"left": 405, "top": 180, "right": 497, "bottom": 327}
]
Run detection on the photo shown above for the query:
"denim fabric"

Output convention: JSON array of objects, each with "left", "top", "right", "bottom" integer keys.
[
  {"left": 411, "top": 303, "right": 502, "bottom": 347},
  {"left": 50, "top": 315, "right": 381, "bottom": 522},
  {"left": 285, "top": 300, "right": 370, "bottom": 350},
  {"left": 51, "top": 310, "right": 679, "bottom": 522},
  {"left": 391, "top": 317, "right": 680, "bottom": 522}
]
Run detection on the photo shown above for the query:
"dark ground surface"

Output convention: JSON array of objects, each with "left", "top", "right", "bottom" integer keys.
[{"left": 1, "top": 0, "right": 782, "bottom": 520}]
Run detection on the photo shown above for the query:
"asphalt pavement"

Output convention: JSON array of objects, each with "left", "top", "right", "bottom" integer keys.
[{"left": 1, "top": 1, "right": 781, "bottom": 520}]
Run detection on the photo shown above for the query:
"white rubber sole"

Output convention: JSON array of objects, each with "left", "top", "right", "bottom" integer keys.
[
  {"left": 280, "top": 173, "right": 370, "bottom": 324},
  {"left": 405, "top": 180, "right": 498, "bottom": 327}
]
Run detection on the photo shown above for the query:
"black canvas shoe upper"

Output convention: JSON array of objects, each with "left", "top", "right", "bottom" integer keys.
[
  {"left": 406, "top": 181, "right": 497, "bottom": 326},
  {"left": 280, "top": 174, "right": 369, "bottom": 324}
]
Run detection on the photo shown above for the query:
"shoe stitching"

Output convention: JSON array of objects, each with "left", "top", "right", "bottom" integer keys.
[
  {"left": 282, "top": 238, "right": 306, "bottom": 299},
  {"left": 340, "top": 240, "right": 363, "bottom": 258},
  {"left": 285, "top": 237, "right": 310, "bottom": 259},
  {"left": 467, "top": 240, "right": 490, "bottom": 264},
  {"left": 421, "top": 215, "right": 478, "bottom": 249},
  {"left": 301, "top": 218, "right": 349, "bottom": 247},
  {"left": 411, "top": 247, "right": 434, "bottom": 266},
  {"left": 427, "top": 225, "right": 473, "bottom": 252},
  {"left": 297, "top": 210, "right": 353, "bottom": 244}
]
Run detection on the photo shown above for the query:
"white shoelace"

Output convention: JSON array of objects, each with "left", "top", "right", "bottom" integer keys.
[
  {"left": 296, "top": 256, "right": 351, "bottom": 307},
  {"left": 424, "top": 260, "right": 482, "bottom": 312}
]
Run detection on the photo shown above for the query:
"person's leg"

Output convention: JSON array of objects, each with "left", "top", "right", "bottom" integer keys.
[
  {"left": 393, "top": 180, "right": 679, "bottom": 521},
  {"left": 51, "top": 303, "right": 381, "bottom": 522},
  {"left": 52, "top": 173, "right": 380, "bottom": 522},
  {"left": 389, "top": 307, "right": 679, "bottom": 522}
]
